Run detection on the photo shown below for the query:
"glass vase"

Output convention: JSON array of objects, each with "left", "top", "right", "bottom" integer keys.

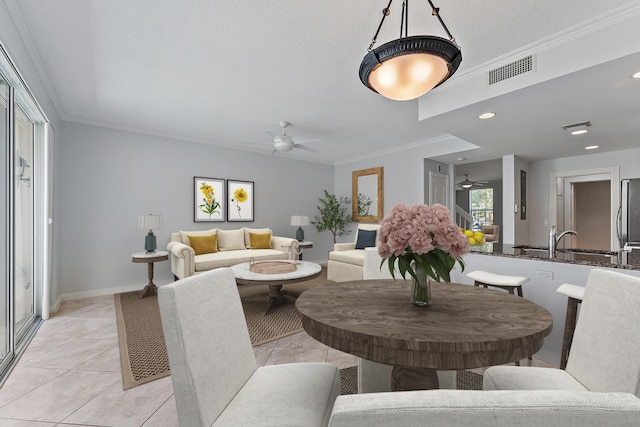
[{"left": 411, "top": 264, "right": 433, "bottom": 307}]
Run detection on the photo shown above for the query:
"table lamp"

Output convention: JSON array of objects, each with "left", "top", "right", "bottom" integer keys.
[
  {"left": 291, "top": 215, "right": 309, "bottom": 241},
  {"left": 138, "top": 214, "right": 163, "bottom": 253}
]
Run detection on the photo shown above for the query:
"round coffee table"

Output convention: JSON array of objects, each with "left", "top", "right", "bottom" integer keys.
[{"left": 231, "top": 261, "right": 322, "bottom": 314}]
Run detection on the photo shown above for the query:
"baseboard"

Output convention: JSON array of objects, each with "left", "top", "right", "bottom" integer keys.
[{"left": 58, "top": 283, "right": 150, "bottom": 305}]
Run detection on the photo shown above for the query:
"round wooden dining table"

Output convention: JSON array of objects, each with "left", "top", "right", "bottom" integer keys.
[{"left": 296, "top": 279, "right": 553, "bottom": 391}]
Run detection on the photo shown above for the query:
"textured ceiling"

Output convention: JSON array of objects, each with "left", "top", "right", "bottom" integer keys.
[{"left": 7, "top": 0, "right": 640, "bottom": 166}]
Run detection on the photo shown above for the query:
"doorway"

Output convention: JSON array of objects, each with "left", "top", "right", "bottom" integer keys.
[
  {"left": 573, "top": 181, "right": 611, "bottom": 250},
  {"left": 550, "top": 167, "right": 620, "bottom": 251}
]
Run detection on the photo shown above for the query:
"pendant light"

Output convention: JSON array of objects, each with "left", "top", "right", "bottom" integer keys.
[{"left": 359, "top": 0, "right": 462, "bottom": 101}]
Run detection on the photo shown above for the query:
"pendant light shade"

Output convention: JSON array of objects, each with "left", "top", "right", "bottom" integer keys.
[
  {"left": 359, "top": 1, "right": 462, "bottom": 101},
  {"left": 360, "top": 35, "right": 461, "bottom": 101}
]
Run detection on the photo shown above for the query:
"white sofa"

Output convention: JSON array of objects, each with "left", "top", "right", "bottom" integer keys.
[
  {"left": 327, "top": 224, "right": 380, "bottom": 282},
  {"left": 167, "top": 227, "right": 299, "bottom": 279}
]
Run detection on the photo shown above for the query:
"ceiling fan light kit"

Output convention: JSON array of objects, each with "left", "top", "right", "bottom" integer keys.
[
  {"left": 359, "top": 0, "right": 462, "bottom": 101},
  {"left": 264, "top": 121, "right": 319, "bottom": 154}
]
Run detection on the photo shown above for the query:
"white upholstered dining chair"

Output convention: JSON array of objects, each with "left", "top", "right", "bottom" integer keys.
[
  {"left": 483, "top": 268, "right": 640, "bottom": 397},
  {"left": 158, "top": 268, "right": 340, "bottom": 426}
]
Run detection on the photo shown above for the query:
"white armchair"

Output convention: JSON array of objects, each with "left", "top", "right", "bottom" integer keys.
[
  {"left": 327, "top": 224, "right": 380, "bottom": 282},
  {"left": 484, "top": 269, "right": 640, "bottom": 397}
]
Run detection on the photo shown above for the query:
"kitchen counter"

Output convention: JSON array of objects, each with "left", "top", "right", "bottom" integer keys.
[{"left": 469, "top": 243, "right": 640, "bottom": 271}]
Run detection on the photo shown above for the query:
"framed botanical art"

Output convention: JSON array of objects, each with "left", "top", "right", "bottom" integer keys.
[
  {"left": 227, "top": 180, "right": 254, "bottom": 222},
  {"left": 194, "top": 177, "right": 225, "bottom": 222}
]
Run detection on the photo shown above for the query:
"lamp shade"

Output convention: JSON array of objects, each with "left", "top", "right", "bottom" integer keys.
[
  {"left": 138, "top": 214, "right": 163, "bottom": 231},
  {"left": 291, "top": 215, "right": 309, "bottom": 227}
]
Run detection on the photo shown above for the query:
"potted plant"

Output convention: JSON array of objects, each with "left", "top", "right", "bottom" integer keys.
[{"left": 311, "top": 190, "right": 352, "bottom": 243}]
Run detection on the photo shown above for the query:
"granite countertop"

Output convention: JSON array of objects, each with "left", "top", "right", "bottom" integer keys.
[{"left": 469, "top": 243, "right": 640, "bottom": 271}]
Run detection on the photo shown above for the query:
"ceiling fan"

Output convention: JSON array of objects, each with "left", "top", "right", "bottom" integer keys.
[
  {"left": 255, "top": 121, "right": 320, "bottom": 154},
  {"left": 457, "top": 174, "right": 488, "bottom": 189}
]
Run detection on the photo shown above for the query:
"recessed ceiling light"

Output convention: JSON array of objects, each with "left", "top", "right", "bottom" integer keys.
[
  {"left": 585, "top": 145, "right": 599, "bottom": 150},
  {"left": 562, "top": 121, "right": 591, "bottom": 135},
  {"left": 478, "top": 112, "right": 496, "bottom": 119},
  {"left": 457, "top": 157, "right": 467, "bottom": 161},
  {"left": 633, "top": 71, "right": 640, "bottom": 79}
]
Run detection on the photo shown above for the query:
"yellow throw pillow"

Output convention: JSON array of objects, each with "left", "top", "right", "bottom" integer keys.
[
  {"left": 249, "top": 232, "right": 272, "bottom": 249},
  {"left": 187, "top": 234, "right": 218, "bottom": 255}
]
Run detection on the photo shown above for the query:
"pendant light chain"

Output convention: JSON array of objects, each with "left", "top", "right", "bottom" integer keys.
[
  {"left": 427, "top": 0, "right": 456, "bottom": 43},
  {"left": 368, "top": 0, "right": 394, "bottom": 51}
]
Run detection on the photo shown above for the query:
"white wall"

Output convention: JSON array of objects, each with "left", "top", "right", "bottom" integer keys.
[
  {"left": 334, "top": 137, "right": 471, "bottom": 241},
  {"left": 527, "top": 147, "right": 640, "bottom": 246},
  {"left": 57, "top": 122, "right": 334, "bottom": 300}
]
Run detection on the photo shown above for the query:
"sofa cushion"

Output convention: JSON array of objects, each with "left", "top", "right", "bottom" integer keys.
[
  {"left": 188, "top": 234, "right": 218, "bottom": 255},
  {"left": 218, "top": 229, "right": 246, "bottom": 251},
  {"left": 249, "top": 231, "right": 272, "bottom": 249},
  {"left": 243, "top": 227, "right": 271, "bottom": 248},
  {"left": 180, "top": 229, "right": 217, "bottom": 245},
  {"left": 355, "top": 229, "right": 377, "bottom": 249},
  {"left": 329, "top": 250, "right": 365, "bottom": 267},
  {"left": 195, "top": 249, "right": 287, "bottom": 271}
]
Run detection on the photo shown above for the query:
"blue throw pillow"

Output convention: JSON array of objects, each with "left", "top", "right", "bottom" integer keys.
[{"left": 355, "top": 229, "right": 377, "bottom": 250}]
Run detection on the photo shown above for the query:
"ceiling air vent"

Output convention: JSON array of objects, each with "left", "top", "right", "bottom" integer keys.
[{"left": 488, "top": 55, "right": 534, "bottom": 85}]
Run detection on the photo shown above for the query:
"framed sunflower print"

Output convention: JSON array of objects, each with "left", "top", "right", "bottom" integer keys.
[
  {"left": 227, "top": 179, "right": 254, "bottom": 222},
  {"left": 194, "top": 177, "right": 225, "bottom": 222}
]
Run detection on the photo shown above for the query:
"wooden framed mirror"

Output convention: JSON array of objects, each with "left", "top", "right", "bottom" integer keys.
[{"left": 352, "top": 166, "right": 384, "bottom": 222}]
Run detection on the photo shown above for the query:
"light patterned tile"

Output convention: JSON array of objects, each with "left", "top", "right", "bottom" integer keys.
[
  {"left": 0, "top": 419, "right": 55, "bottom": 426},
  {"left": 275, "top": 331, "right": 328, "bottom": 350},
  {"left": 142, "top": 395, "right": 179, "bottom": 427},
  {"left": 20, "top": 338, "right": 115, "bottom": 370},
  {"left": 62, "top": 376, "right": 174, "bottom": 427},
  {"left": 0, "top": 370, "right": 120, "bottom": 423},
  {"left": 326, "top": 347, "right": 358, "bottom": 369},
  {"left": 17, "top": 333, "right": 79, "bottom": 365},
  {"left": 73, "top": 346, "right": 121, "bottom": 372},
  {"left": 0, "top": 366, "right": 67, "bottom": 407},
  {"left": 253, "top": 345, "right": 275, "bottom": 367}
]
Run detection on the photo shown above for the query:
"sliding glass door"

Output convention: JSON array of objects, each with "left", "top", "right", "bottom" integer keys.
[
  {"left": 0, "top": 44, "right": 48, "bottom": 378},
  {"left": 0, "top": 75, "right": 8, "bottom": 364},
  {"left": 14, "top": 105, "right": 35, "bottom": 340}
]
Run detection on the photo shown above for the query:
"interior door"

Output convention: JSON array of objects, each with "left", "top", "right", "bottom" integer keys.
[{"left": 429, "top": 172, "right": 449, "bottom": 206}]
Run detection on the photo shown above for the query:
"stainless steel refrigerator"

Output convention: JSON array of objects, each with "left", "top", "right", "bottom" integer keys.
[{"left": 618, "top": 178, "right": 640, "bottom": 248}]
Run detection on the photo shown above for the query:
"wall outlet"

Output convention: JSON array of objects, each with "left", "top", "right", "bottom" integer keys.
[
  {"left": 543, "top": 220, "right": 549, "bottom": 226},
  {"left": 535, "top": 270, "right": 554, "bottom": 280}
]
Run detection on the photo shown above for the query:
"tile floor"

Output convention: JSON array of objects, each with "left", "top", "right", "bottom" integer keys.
[
  {"left": 0, "top": 294, "right": 558, "bottom": 426},
  {"left": 0, "top": 294, "right": 357, "bottom": 426}
]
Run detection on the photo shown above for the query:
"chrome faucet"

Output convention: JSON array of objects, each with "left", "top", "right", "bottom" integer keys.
[{"left": 548, "top": 226, "right": 578, "bottom": 257}]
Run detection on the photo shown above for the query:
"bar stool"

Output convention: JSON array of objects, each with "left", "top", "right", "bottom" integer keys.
[
  {"left": 466, "top": 270, "right": 531, "bottom": 365},
  {"left": 556, "top": 283, "right": 585, "bottom": 370},
  {"left": 466, "top": 270, "right": 529, "bottom": 296}
]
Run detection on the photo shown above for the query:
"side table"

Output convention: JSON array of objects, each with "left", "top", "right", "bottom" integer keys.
[
  {"left": 297, "top": 241, "right": 313, "bottom": 260},
  {"left": 132, "top": 250, "right": 168, "bottom": 298}
]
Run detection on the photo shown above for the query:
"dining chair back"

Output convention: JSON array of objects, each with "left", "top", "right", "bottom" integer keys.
[
  {"left": 158, "top": 267, "right": 340, "bottom": 426},
  {"left": 484, "top": 269, "right": 640, "bottom": 397}
]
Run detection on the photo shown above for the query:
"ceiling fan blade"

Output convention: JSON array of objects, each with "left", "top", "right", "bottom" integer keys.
[
  {"left": 293, "top": 144, "right": 317, "bottom": 153},
  {"left": 265, "top": 130, "right": 278, "bottom": 138},
  {"left": 293, "top": 138, "right": 322, "bottom": 145}
]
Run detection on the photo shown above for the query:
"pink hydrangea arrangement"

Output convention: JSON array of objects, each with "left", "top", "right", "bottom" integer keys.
[{"left": 378, "top": 203, "right": 470, "bottom": 282}]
